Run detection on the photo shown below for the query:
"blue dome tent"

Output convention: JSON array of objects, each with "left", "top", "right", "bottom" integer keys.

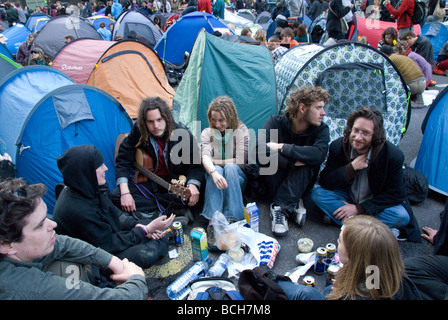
[
  {"left": 15, "top": 84, "right": 133, "bottom": 214},
  {"left": 154, "top": 12, "right": 234, "bottom": 65},
  {"left": 420, "top": 21, "right": 448, "bottom": 61},
  {"left": 0, "top": 66, "right": 75, "bottom": 163},
  {"left": 0, "top": 23, "right": 31, "bottom": 55},
  {"left": 414, "top": 86, "right": 448, "bottom": 196}
]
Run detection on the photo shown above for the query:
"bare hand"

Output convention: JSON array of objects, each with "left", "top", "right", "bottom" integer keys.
[
  {"left": 351, "top": 154, "right": 368, "bottom": 171},
  {"left": 146, "top": 214, "right": 175, "bottom": 235},
  {"left": 121, "top": 193, "right": 136, "bottom": 212},
  {"left": 267, "top": 142, "right": 284, "bottom": 152},
  {"left": 188, "top": 184, "right": 200, "bottom": 207},
  {"left": 421, "top": 226, "right": 438, "bottom": 244},
  {"left": 333, "top": 201, "right": 358, "bottom": 220},
  {"left": 110, "top": 258, "right": 144, "bottom": 285},
  {"left": 211, "top": 171, "right": 228, "bottom": 190}
]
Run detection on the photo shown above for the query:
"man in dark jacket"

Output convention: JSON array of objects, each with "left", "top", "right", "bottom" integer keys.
[
  {"left": 112, "top": 97, "right": 205, "bottom": 220},
  {"left": 260, "top": 86, "right": 330, "bottom": 237},
  {"left": 53, "top": 144, "right": 174, "bottom": 269},
  {"left": 404, "top": 198, "right": 448, "bottom": 299},
  {"left": 311, "top": 106, "right": 421, "bottom": 242}
]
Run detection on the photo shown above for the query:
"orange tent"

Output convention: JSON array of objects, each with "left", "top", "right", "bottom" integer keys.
[
  {"left": 87, "top": 40, "right": 175, "bottom": 118},
  {"left": 356, "top": 17, "right": 420, "bottom": 48}
]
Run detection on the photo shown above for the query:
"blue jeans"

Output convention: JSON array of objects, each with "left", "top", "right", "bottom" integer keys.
[
  {"left": 277, "top": 280, "right": 325, "bottom": 300},
  {"left": 201, "top": 163, "right": 247, "bottom": 221},
  {"left": 311, "top": 187, "right": 410, "bottom": 228}
]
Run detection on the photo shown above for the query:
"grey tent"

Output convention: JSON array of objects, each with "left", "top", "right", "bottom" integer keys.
[{"left": 33, "top": 15, "right": 102, "bottom": 60}]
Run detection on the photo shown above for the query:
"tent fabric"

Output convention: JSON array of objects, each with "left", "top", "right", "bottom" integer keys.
[
  {"left": 0, "top": 53, "right": 21, "bottom": 82},
  {"left": 32, "top": 15, "right": 103, "bottom": 60},
  {"left": 357, "top": 17, "right": 421, "bottom": 48},
  {"left": 414, "top": 86, "right": 448, "bottom": 196},
  {"left": 86, "top": 40, "right": 174, "bottom": 118},
  {"left": 0, "top": 23, "right": 31, "bottom": 55},
  {"left": 0, "top": 66, "right": 75, "bottom": 162},
  {"left": 275, "top": 42, "right": 410, "bottom": 146},
  {"left": 15, "top": 84, "right": 133, "bottom": 214},
  {"left": 0, "top": 42, "right": 13, "bottom": 60},
  {"left": 154, "top": 12, "right": 234, "bottom": 65},
  {"left": 173, "top": 29, "right": 276, "bottom": 138},
  {"left": 421, "top": 21, "right": 448, "bottom": 61},
  {"left": 51, "top": 39, "right": 115, "bottom": 84},
  {"left": 25, "top": 12, "right": 51, "bottom": 29},
  {"left": 29, "top": 18, "right": 50, "bottom": 32},
  {"left": 88, "top": 15, "right": 116, "bottom": 30},
  {"left": 112, "top": 10, "right": 162, "bottom": 49}
]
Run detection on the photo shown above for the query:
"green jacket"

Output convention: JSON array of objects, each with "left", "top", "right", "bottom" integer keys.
[{"left": 0, "top": 235, "right": 148, "bottom": 300}]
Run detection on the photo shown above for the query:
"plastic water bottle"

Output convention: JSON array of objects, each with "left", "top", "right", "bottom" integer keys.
[
  {"left": 166, "top": 258, "right": 212, "bottom": 300},
  {"left": 208, "top": 253, "right": 230, "bottom": 277}
]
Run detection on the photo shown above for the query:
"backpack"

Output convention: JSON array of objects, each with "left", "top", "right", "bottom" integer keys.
[
  {"left": 237, "top": 266, "right": 290, "bottom": 300},
  {"left": 188, "top": 277, "right": 244, "bottom": 300},
  {"left": 411, "top": 0, "right": 426, "bottom": 25},
  {"left": 402, "top": 164, "right": 428, "bottom": 204},
  {"left": 395, "top": 0, "right": 426, "bottom": 25}
]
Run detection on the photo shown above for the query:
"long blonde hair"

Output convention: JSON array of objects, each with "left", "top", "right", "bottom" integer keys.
[
  {"left": 327, "top": 216, "right": 404, "bottom": 300},
  {"left": 207, "top": 96, "right": 240, "bottom": 131}
]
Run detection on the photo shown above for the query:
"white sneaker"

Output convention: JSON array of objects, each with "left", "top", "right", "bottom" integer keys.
[
  {"left": 270, "top": 203, "right": 288, "bottom": 237},
  {"left": 294, "top": 199, "right": 306, "bottom": 227}
]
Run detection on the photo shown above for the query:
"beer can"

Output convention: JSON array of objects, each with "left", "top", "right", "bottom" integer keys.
[
  {"left": 302, "top": 275, "right": 316, "bottom": 287},
  {"left": 190, "top": 227, "right": 209, "bottom": 261},
  {"left": 172, "top": 221, "right": 184, "bottom": 246},
  {"left": 314, "top": 247, "right": 327, "bottom": 275},
  {"left": 325, "top": 243, "right": 337, "bottom": 260},
  {"left": 326, "top": 263, "right": 340, "bottom": 286}
]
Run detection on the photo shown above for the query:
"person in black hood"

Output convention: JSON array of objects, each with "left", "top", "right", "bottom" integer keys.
[{"left": 52, "top": 145, "right": 174, "bottom": 269}]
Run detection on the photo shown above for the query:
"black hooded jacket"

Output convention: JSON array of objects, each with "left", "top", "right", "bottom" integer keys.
[{"left": 53, "top": 145, "right": 147, "bottom": 255}]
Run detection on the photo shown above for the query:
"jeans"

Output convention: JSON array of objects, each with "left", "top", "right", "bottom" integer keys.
[
  {"left": 311, "top": 187, "right": 410, "bottom": 228},
  {"left": 277, "top": 280, "right": 325, "bottom": 300},
  {"left": 201, "top": 163, "right": 247, "bottom": 221},
  {"left": 264, "top": 165, "right": 314, "bottom": 214}
]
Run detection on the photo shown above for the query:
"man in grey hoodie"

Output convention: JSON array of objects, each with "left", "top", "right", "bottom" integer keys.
[{"left": 0, "top": 178, "right": 148, "bottom": 300}]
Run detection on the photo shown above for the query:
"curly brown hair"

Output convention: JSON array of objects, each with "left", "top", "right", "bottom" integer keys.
[{"left": 284, "top": 86, "right": 330, "bottom": 119}]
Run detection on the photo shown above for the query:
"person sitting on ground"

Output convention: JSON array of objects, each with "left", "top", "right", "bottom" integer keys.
[
  {"left": 311, "top": 106, "right": 421, "bottom": 242},
  {"left": 200, "top": 96, "right": 250, "bottom": 248},
  {"left": 380, "top": 45, "right": 426, "bottom": 106},
  {"left": 267, "top": 35, "right": 288, "bottom": 63},
  {"left": 405, "top": 198, "right": 448, "bottom": 299},
  {"left": 377, "top": 26, "right": 397, "bottom": 50},
  {"left": 52, "top": 145, "right": 174, "bottom": 269},
  {"left": 277, "top": 215, "right": 422, "bottom": 300},
  {"left": 27, "top": 47, "right": 48, "bottom": 66},
  {"left": 15, "top": 33, "right": 36, "bottom": 66},
  {"left": 400, "top": 31, "right": 435, "bottom": 69},
  {"left": 433, "top": 40, "right": 448, "bottom": 76},
  {"left": 0, "top": 178, "right": 148, "bottom": 300},
  {"left": 260, "top": 86, "right": 330, "bottom": 237},
  {"left": 281, "top": 27, "right": 299, "bottom": 48},
  {"left": 394, "top": 40, "right": 435, "bottom": 88},
  {"left": 112, "top": 97, "right": 205, "bottom": 222}
]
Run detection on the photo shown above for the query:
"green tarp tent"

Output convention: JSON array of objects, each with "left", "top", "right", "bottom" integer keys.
[{"left": 172, "top": 29, "right": 277, "bottom": 138}]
